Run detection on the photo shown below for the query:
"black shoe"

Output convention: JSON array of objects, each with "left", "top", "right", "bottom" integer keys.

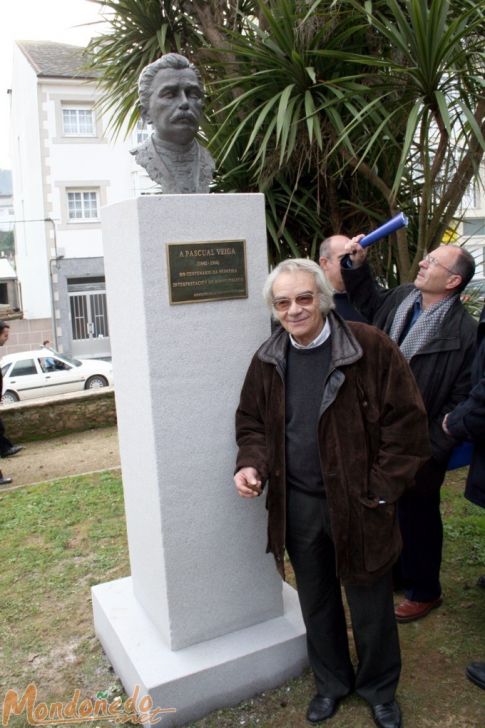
[
  {"left": 0, "top": 476, "right": 13, "bottom": 485},
  {"left": 477, "top": 575, "right": 485, "bottom": 589},
  {"left": 306, "top": 695, "right": 339, "bottom": 723},
  {"left": 466, "top": 661, "right": 485, "bottom": 690},
  {"left": 372, "top": 700, "right": 402, "bottom": 728},
  {"left": 1, "top": 445, "right": 24, "bottom": 458}
]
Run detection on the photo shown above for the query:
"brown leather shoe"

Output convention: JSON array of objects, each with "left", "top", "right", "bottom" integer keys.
[{"left": 395, "top": 596, "right": 442, "bottom": 623}]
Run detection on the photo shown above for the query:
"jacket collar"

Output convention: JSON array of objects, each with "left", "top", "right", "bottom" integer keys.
[
  {"left": 329, "top": 310, "right": 363, "bottom": 366},
  {"left": 412, "top": 296, "right": 475, "bottom": 355},
  {"left": 257, "top": 310, "right": 363, "bottom": 373}
]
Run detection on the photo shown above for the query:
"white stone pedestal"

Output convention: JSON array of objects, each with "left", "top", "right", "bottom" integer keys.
[
  {"left": 92, "top": 578, "right": 306, "bottom": 727},
  {"left": 94, "top": 194, "right": 307, "bottom": 726}
]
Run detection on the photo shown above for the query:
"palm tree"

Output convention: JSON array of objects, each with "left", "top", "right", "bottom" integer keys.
[
  {"left": 85, "top": 0, "right": 262, "bottom": 136},
  {"left": 84, "top": 0, "right": 485, "bottom": 282}
]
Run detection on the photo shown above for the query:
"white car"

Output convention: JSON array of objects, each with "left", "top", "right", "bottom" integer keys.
[{"left": 0, "top": 348, "right": 113, "bottom": 403}]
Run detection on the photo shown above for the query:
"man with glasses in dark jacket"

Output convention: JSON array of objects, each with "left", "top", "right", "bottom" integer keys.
[{"left": 341, "top": 242, "right": 477, "bottom": 623}]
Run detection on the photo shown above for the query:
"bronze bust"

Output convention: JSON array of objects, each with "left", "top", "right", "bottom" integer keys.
[{"left": 131, "top": 53, "right": 214, "bottom": 194}]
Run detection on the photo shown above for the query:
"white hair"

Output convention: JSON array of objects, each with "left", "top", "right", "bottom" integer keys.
[{"left": 262, "top": 258, "right": 335, "bottom": 318}]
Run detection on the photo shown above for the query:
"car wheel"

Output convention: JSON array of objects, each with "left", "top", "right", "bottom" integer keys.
[
  {"left": 2, "top": 390, "right": 19, "bottom": 404},
  {"left": 85, "top": 375, "right": 108, "bottom": 390}
]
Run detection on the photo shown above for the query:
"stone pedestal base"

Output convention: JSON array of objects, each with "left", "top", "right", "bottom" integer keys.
[
  {"left": 92, "top": 577, "right": 307, "bottom": 727},
  {"left": 98, "top": 194, "right": 308, "bottom": 724}
]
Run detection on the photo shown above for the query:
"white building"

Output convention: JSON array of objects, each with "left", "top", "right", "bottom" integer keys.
[
  {"left": 0, "top": 170, "right": 20, "bottom": 317},
  {"left": 0, "top": 170, "right": 15, "bottom": 233},
  {"left": 458, "top": 169, "right": 485, "bottom": 283},
  {"left": 9, "top": 40, "right": 153, "bottom": 357}
]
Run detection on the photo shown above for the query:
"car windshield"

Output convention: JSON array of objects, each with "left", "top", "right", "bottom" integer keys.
[{"left": 43, "top": 348, "right": 82, "bottom": 368}]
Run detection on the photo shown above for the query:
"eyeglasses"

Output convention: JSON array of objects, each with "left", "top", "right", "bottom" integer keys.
[
  {"left": 272, "top": 292, "right": 316, "bottom": 312},
  {"left": 422, "top": 253, "right": 458, "bottom": 276}
]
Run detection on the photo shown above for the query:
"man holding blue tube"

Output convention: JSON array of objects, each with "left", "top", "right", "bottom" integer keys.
[
  {"left": 341, "top": 239, "right": 477, "bottom": 622},
  {"left": 319, "top": 235, "right": 368, "bottom": 322}
]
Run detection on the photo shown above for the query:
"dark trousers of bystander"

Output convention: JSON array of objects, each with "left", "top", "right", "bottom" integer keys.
[
  {"left": 395, "top": 459, "right": 446, "bottom": 602},
  {"left": 0, "top": 419, "right": 13, "bottom": 456},
  {"left": 285, "top": 487, "right": 401, "bottom": 706}
]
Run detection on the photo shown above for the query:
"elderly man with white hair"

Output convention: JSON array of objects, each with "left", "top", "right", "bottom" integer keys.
[{"left": 234, "top": 259, "right": 430, "bottom": 728}]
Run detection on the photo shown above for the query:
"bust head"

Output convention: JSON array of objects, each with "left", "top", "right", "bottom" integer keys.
[{"left": 138, "top": 53, "right": 204, "bottom": 146}]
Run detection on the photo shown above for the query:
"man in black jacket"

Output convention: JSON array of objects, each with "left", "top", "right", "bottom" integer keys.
[
  {"left": 319, "top": 235, "right": 368, "bottom": 322},
  {"left": 443, "top": 304, "right": 485, "bottom": 690},
  {"left": 0, "top": 321, "right": 23, "bottom": 486},
  {"left": 341, "top": 242, "right": 477, "bottom": 622}
]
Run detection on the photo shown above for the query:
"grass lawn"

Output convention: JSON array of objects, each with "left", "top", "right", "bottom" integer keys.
[{"left": 0, "top": 469, "right": 483, "bottom": 727}]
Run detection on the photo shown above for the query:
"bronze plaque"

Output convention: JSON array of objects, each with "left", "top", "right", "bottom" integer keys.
[{"left": 167, "top": 240, "right": 248, "bottom": 304}]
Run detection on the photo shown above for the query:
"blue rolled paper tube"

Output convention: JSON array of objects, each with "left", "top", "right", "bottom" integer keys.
[
  {"left": 447, "top": 441, "right": 474, "bottom": 471},
  {"left": 359, "top": 212, "right": 408, "bottom": 248},
  {"left": 340, "top": 212, "right": 408, "bottom": 269}
]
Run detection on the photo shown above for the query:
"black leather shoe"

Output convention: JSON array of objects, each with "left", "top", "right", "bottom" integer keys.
[
  {"left": 372, "top": 700, "right": 402, "bottom": 728},
  {"left": 1, "top": 445, "right": 23, "bottom": 458},
  {"left": 0, "top": 476, "right": 13, "bottom": 485},
  {"left": 306, "top": 695, "right": 339, "bottom": 723},
  {"left": 466, "top": 661, "right": 485, "bottom": 690}
]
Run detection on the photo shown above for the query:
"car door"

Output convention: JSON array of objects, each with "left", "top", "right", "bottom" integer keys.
[
  {"left": 5, "top": 358, "right": 45, "bottom": 400},
  {"left": 37, "top": 355, "right": 85, "bottom": 395}
]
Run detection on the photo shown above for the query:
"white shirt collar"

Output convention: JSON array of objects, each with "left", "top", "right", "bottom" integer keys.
[{"left": 289, "top": 317, "right": 331, "bottom": 350}]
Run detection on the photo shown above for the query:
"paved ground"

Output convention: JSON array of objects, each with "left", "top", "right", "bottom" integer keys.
[{"left": 0, "top": 426, "right": 120, "bottom": 491}]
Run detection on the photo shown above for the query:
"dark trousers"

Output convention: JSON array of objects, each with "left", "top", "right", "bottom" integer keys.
[
  {"left": 286, "top": 488, "right": 401, "bottom": 705},
  {"left": 0, "top": 419, "right": 13, "bottom": 455},
  {"left": 395, "top": 459, "right": 446, "bottom": 602}
]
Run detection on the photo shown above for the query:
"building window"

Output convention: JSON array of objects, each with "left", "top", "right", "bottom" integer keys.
[
  {"left": 62, "top": 107, "right": 95, "bottom": 137},
  {"left": 461, "top": 180, "right": 480, "bottom": 211},
  {"left": 462, "top": 218, "right": 485, "bottom": 237},
  {"left": 134, "top": 119, "right": 151, "bottom": 145},
  {"left": 67, "top": 190, "right": 99, "bottom": 221}
]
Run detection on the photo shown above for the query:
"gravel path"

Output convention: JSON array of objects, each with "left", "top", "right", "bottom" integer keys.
[{"left": 0, "top": 426, "right": 120, "bottom": 490}]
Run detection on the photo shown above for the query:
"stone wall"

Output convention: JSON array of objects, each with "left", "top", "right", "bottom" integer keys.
[
  {"left": 1, "top": 317, "right": 54, "bottom": 355},
  {"left": 0, "top": 388, "right": 117, "bottom": 442}
]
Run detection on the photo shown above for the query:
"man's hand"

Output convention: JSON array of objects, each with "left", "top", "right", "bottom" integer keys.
[
  {"left": 442, "top": 413, "right": 451, "bottom": 436},
  {"left": 234, "top": 467, "right": 262, "bottom": 498},
  {"left": 344, "top": 235, "right": 367, "bottom": 268}
]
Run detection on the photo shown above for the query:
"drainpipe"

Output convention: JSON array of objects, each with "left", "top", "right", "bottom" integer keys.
[{"left": 45, "top": 217, "right": 63, "bottom": 351}]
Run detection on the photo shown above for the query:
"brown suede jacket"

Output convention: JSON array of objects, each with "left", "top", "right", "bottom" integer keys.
[{"left": 235, "top": 312, "right": 430, "bottom": 585}]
